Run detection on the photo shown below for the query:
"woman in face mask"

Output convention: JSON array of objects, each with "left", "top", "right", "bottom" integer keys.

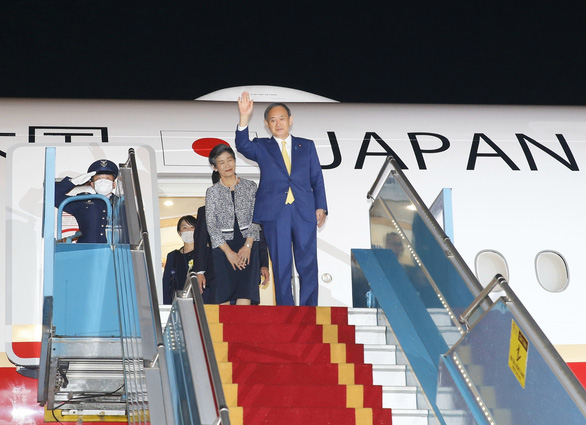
[{"left": 162, "top": 215, "right": 197, "bottom": 305}]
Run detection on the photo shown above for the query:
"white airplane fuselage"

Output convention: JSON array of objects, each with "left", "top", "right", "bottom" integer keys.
[{"left": 1, "top": 97, "right": 585, "bottom": 383}]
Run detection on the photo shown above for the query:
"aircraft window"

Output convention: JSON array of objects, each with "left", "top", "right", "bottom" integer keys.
[
  {"left": 474, "top": 250, "right": 508, "bottom": 292},
  {"left": 535, "top": 250, "right": 569, "bottom": 292}
]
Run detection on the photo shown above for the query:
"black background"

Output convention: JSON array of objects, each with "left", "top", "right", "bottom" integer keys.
[{"left": 1, "top": 2, "right": 585, "bottom": 104}]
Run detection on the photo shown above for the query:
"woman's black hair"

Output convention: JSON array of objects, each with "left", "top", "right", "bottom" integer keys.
[
  {"left": 176, "top": 215, "right": 197, "bottom": 233},
  {"left": 208, "top": 143, "right": 235, "bottom": 167}
]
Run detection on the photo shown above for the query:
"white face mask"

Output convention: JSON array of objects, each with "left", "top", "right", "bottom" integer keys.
[
  {"left": 94, "top": 179, "right": 114, "bottom": 196},
  {"left": 180, "top": 231, "right": 194, "bottom": 244}
]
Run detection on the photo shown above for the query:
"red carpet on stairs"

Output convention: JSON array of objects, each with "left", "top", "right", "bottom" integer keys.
[{"left": 205, "top": 305, "right": 392, "bottom": 425}]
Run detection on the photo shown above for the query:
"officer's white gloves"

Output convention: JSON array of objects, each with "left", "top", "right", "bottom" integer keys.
[{"left": 70, "top": 171, "right": 96, "bottom": 186}]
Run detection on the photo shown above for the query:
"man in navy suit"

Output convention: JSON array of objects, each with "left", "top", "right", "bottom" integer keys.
[{"left": 235, "top": 91, "right": 327, "bottom": 306}]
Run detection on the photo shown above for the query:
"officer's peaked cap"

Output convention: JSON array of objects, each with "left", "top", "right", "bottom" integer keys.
[{"left": 88, "top": 159, "right": 119, "bottom": 178}]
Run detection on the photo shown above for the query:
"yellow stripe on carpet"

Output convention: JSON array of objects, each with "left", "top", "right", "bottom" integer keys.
[
  {"left": 323, "top": 324, "right": 339, "bottom": 343},
  {"left": 204, "top": 304, "right": 220, "bottom": 324},
  {"left": 218, "top": 361, "right": 233, "bottom": 383},
  {"left": 346, "top": 385, "right": 364, "bottom": 408},
  {"left": 330, "top": 343, "right": 347, "bottom": 364},
  {"left": 229, "top": 406, "right": 243, "bottom": 425},
  {"left": 338, "top": 363, "right": 355, "bottom": 385},
  {"left": 209, "top": 322, "right": 223, "bottom": 342},
  {"left": 213, "top": 341, "right": 229, "bottom": 362},
  {"left": 355, "top": 407, "right": 373, "bottom": 425},
  {"left": 316, "top": 306, "right": 331, "bottom": 325},
  {"left": 223, "top": 383, "right": 239, "bottom": 407},
  {"left": 207, "top": 305, "right": 240, "bottom": 425}
]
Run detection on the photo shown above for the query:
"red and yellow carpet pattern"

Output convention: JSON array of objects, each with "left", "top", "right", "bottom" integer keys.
[{"left": 205, "top": 305, "right": 393, "bottom": 425}]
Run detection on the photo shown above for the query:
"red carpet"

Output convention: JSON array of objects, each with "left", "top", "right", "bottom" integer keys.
[
  {"left": 230, "top": 362, "right": 376, "bottom": 385},
  {"left": 206, "top": 305, "right": 392, "bottom": 425}
]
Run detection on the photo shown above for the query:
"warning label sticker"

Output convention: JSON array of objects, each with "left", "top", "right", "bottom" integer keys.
[{"left": 508, "top": 319, "right": 529, "bottom": 388}]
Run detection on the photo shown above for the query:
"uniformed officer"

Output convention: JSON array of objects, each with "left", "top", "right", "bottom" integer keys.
[{"left": 55, "top": 159, "right": 119, "bottom": 243}]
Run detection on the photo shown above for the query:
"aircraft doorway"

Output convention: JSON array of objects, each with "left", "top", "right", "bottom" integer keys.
[
  {"left": 159, "top": 196, "right": 205, "bottom": 263},
  {"left": 158, "top": 179, "right": 275, "bottom": 306}
]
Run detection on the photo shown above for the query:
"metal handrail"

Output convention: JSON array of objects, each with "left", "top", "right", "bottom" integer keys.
[
  {"left": 374, "top": 195, "right": 464, "bottom": 332},
  {"left": 367, "top": 155, "right": 394, "bottom": 201},
  {"left": 56, "top": 194, "right": 112, "bottom": 244},
  {"left": 38, "top": 147, "right": 56, "bottom": 403},
  {"left": 383, "top": 157, "right": 486, "bottom": 299},
  {"left": 502, "top": 280, "right": 586, "bottom": 415},
  {"left": 117, "top": 148, "right": 175, "bottom": 424},
  {"left": 453, "top": 273, "right": 586, "bottom": 415},
  {"left": 122, "top": 148, "right": 164, "bottom": 349},
  {"left": 459, "top": 274, "right": 509, "bottom": 330},
  {"left": 182, "top": 272, "right": 231, "bottom": 425},
  {"left": 369, "top": 156, "right": 586, "bottom": 420},
  {"left": 37, "top": 296, "right": 53, "bottom": 404}
]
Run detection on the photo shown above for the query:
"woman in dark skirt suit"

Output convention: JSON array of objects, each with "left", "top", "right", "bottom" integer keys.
[
  {"left": 162, "top": 215, "right": 197, "bottom": 304},
  {"left": 205, "top": 144, "right": 261, "bottom": 305}
]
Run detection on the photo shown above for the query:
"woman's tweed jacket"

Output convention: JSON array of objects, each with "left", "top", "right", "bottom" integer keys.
[{"left": 205, "top": 177, "right": 260, "bottom": 249}]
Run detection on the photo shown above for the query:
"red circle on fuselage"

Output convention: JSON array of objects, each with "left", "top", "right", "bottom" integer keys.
[{"left": 192, "top": 138, "right": 230, "bottom": 157}]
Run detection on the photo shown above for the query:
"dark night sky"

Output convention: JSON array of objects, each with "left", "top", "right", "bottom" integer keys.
[{"left": 1, "top": 2, "right": 585, "bottom": 105}]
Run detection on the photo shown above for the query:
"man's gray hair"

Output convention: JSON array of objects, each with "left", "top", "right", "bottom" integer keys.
[{"left": 264, "top": 102, "right": 292, "bottom": 120}]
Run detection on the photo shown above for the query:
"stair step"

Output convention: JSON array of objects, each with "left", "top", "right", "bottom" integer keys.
[
  {"left": 210, "top": 305, "right": 350, "bottom": 325},
  {"left": 348, "top": 308, "right": 378, "bottom": 326},
  {"left": 382, "top": 386, "right": 418, "bottom": 409},
  {"left": 225, "top": 362, "right": 375, "bottom": 385},
  {"left": 216, "top": 341, "right": 365, "bottom": 363},
  {"left": 437, "top": 326, "right": 464, "bottom": 346},
  {"left": 373, "top": 365, "right": 407, "bottom": 386},
  {"left": 363, "top": 344, "right": 397, "bottom": 364},
  {"left": 225, "top": 383, "right": 383, "bottom": 408},
  {"left": 439, "top": 409, "right": 468, "bottom": 425},
  {"left": 159, "top": 304, "right": 171, "bottom": 326},
  {"left": 355, "top": 325, "right": 387, "bottom": 344},
  {"left": 391, "top": 409, "right": 431, "bottom": 425},
  {"left": 234, "top": 406, "right": 392, "bottom": 425},
  {"left": 213, "top": 306, "right": 394, "bottom": 425},
  {"left": 213, "top": 323, "right": 357, "bottom": 344},
  {"left": 427, "top": 308, "right": 454, "bottom": 327}
]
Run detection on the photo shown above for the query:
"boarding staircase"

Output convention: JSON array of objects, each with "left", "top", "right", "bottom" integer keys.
[
  {"left": 202, "top": 303, "right": 477, "bottom": 425},
  {"left": 34, "top": 148, "right": 586, "bottom": 424},
  {"left": 206, "top": 305, "right": 393, "bottom": 425},
  {"left": 352, "top": 157, "right": 586, "bottom": 424},
  {"left": 38, "top": 148, "right": 180, "bottom": 424}
]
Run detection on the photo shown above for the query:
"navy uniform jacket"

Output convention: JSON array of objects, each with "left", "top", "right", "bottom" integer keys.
[{"left": 55, "top": 178, "right": 111, "bottom": 244}]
